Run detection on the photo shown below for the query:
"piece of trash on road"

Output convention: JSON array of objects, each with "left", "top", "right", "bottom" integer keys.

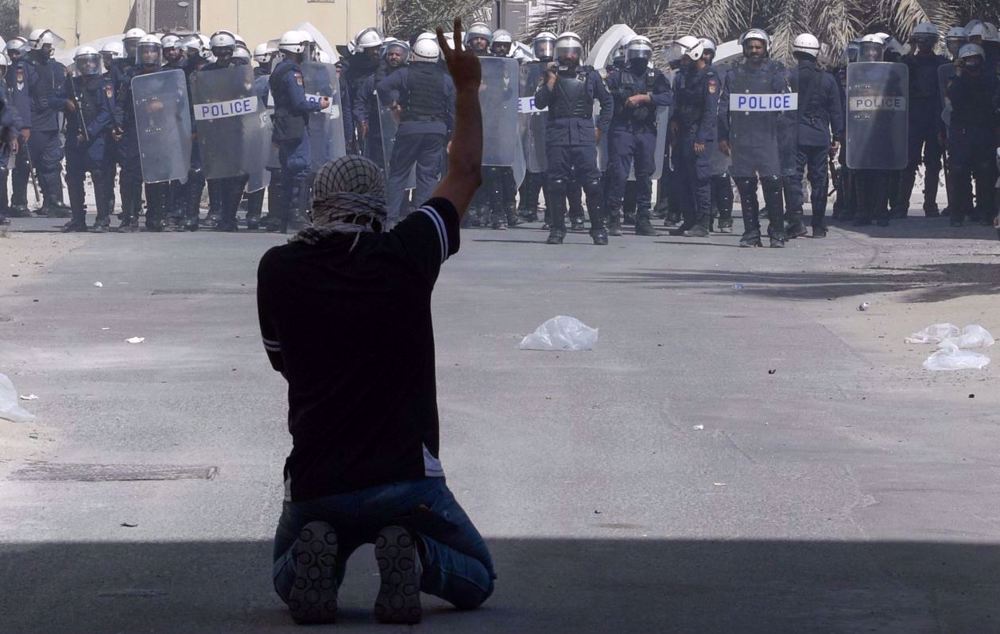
[
  {"left": 101, "top": 327, "right": 110, "bottom": 331},
  {"left": 93, "top": 281, "right": 103, "bottom": 288},
  {"left": 941, "top": 325, "right": 995, "bottom": 349},
  {"left": 120, "top": 522, "right": 138, "bottom": 528},
  {"left": 692, "top": 425, "right": 704, "bottom": 430},
  {"left": 905, "top": 323, "right": 960, "bottom": 344},
  {"left": 923, "top": 343, "right": 991, "bottom": 372},
  {"left": 0, "top": 373, "right": 36, "bottom": 423},
  {"left": 519, "top": 316, "right": 598, "bottom": 351},
  {"left": 857, "top": 302, "right": 870, "bottom": 311},
  {"left": 732, "top": 283, "right": 744, "bottom": 290},
  {"left": 19, "top": 394, "right": 38, "bottom": 401},
  {"left": 125, "top": 337, "right": 145, "bottom": 344},
  {"left": 713, "top": 482, "right": 727, "bottom": 487}
]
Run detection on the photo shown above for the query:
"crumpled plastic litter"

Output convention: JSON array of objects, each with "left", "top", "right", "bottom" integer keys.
[
  {"left": 519, "top": 316, "right": 598, "bottom": 351},
  {"left": 923, "top": 343, "right": 991, "bottom": 371},
  {"left": 941, "top": 325, "right": 995, "bottom": 349},
  {"left": 0, "top": 373, "right": 36, "bottom": 423},
  {"left": 905, "top": 323, "right": 960, "bottom": 344},
  {"left": 125, "top": 337, "right": 145, "bottom": 344}
]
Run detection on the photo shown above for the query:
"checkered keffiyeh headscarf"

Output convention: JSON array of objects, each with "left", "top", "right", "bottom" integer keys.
[{"left": 290, "top": 156, "right": 388, "bottom": 248}]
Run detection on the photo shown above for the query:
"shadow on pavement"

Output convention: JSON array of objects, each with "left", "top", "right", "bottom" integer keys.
[
  {"left": 827, "top": 216, "right": 999, "bottom": 241},
  {"left": 597, "top": 262, "right": 1000, "bottom": 303},
  {"left": 2, "top": 538, "right": 997, "bottom": 632}
]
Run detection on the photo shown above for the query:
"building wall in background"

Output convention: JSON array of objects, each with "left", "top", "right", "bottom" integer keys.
[{"left": 16, "top": 0, "right": 379, "bottom": 49}]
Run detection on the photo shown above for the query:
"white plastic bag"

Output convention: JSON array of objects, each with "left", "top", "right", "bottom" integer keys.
[
  {"left": 922, "top": 343, "right": 991, "bottom": 372},
  {"left": 941, "top": 325, "right": 995, "bottom": 349},
  {"left": 0, "top": 373, "right": 36, "bottom": 423},
  {"left": 519, "top": 316, "right": 599, "bottom": 351},
  {"left": 905, "top": 323, "right": 960, "bottom": 344}
]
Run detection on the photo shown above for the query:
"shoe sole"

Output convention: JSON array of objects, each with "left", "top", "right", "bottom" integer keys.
[
  {"left": 374, "top": 526, "right": 422, "bottom": 625},
  {"left": 288, "top": 522, "right": 339, "bottom": 624}
]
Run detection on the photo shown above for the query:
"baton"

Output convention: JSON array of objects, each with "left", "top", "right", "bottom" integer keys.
[
  {"left": 71, "top": 77, "right": 90, "bottom": 143},
  {"left": 827, "top": 152, "right": 839, "bottom": 198},
  {"left": 23, "top": 140, "right": 40, "bottom": 202}
]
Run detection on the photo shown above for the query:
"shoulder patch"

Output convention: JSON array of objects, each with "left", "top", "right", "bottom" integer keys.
[{"left": 708, "top": 77, "right": 718, "bottom": 94}]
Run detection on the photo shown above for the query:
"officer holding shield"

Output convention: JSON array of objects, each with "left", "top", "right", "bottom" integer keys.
[
  {"left": 604, "top": 36, "right": 672, "bottom": 236},
  {"left": 26, "top": 30, "right": 71, "bottom": 217},
  {"left": 270, "top": 30, "right": 330, "bottom": 231},
  {"left": 517, "top": 32, "right": 555, "bottom": 222},
  {"left": 4, "top": 38, "right": 34, "bottom": 219},
  {"left": 535, "top": 32, "right": 613, "bottom": 245}
]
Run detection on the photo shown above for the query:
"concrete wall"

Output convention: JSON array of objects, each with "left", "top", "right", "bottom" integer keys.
[{"left": 18, "top": 0, "right": 380, "bottom": 49}]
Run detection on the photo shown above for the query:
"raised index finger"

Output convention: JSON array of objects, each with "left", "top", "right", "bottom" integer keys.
[
  {"left": 435, "top": 26, "right": 451, "bottom": 60},
  {"left": 452, "top": 18, "right": 463, "bottom": 53}
]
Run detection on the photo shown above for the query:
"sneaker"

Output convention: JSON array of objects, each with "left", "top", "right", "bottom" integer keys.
[
  {"left": 739, "top": 233, "right": 762, "bottom": 248},
  {"left": 769, "top": 236, "right": 785, "bottom": 248},
  {"left": 717, "top": 221, "right": 733, "bottom": 234},
  {"left": 288, "top": 521, "right": 339, "bottom": 625},
  {"left": 374, "top": 526, "right": 422, "bottom": 625}
]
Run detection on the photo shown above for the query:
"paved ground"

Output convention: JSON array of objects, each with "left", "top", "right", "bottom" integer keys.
[{"left": 1, "top": 212, "right": 999, "bottom": 633}]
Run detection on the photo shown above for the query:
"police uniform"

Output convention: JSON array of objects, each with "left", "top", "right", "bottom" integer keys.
[
  {"left": 61, "top": 72, "right": 115, "bottom": 230},
  {"left": 341, "top": 52, "right": 379, "bottom": 153},
  {"left": 376, "top": 63, "right": 455, "bottom": 224},
  {"left": 353, "top": 61, "right": 401, "bottom": 169},
  {"left": 26, "top": 49, "right": 69, "bottom": 215},
  {"left": 893, "top": 50, "right": 950, "bottom": 217},
  {"left": 4, "top": 60, "right": 33, "bottom": 217},
  {"left": 672, "top": 64, "right": 720, "bottom": 234},
  {"left": 945, "top": 69, "right": 999, "bottom": 225},
  {"left": 115, "top": 64, "right": 170, "bottom": 230},
  {"left": 181, "top": 55, "right": 208, "bottom": 230},
  {"left": 270, "top": 56, "right": 326, "bottom": 230},
  {"left": 534, "top": 62, "right": 613, "bottom": 244},
  {"left": 787, "top": 59, "right": 844, "bottom": 236},
  {"left": 604, "top": 62, "right": 672, "bottom": 234}
]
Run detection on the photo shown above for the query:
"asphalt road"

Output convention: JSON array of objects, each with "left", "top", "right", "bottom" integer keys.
[{"left": 1, "top": 215, "right": 999, "bottom": 633}]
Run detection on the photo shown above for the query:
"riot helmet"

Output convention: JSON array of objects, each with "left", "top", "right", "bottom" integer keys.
[
  {"left": 792, "top": 33, "right": 820, "bottom": 60},
  {"left": 465, "top": 22, "right": 493, "bottom": 55},
  {"left": 161, "top": 34, "right": 183, "bottom": 63},
  {"left": 675, "top": 35, "right": 705, "bottom": 68},
  {"left": 740, "top": 28, "right": 770, "bottom": 61},
  {"left": 123, "top": 27, "right": 147, "bottom": 60},
  {"left": 354, "top": 27, "right": 383, "bottom": 59},
  {"left": 411, "top": 35, "right": 440, "bottom": 63},
  {"left": 232, "top": 44, "right": 251, "bottom": 65},
  {"left": 858, "top": 34, "right": 885, "bottom": 62},
  {"left": 626, "top": 36, "right": 653, "bottom": 71},
  {"left": 6, "top": 36, "right": 28, "bottom": 61},
  {"left": 383, "top": 38, "right": 409, "bottom": 67},
  {"left": 32, "top": 29, "right": 64, "bottom": 58},
  {"left": 532, "top": 31, "right": 556, "bottom": 61},
  {"left": 491, "top": 30, "right": 513, "bottom": 57},
  {"left": 958, "top": 43, "right": 985, "bottom": 73},
  {"left": 700, "top": 38, "right": 717, "bottom": 64},
  {"left": 909, "top": 22, "right": 939, "bottom": 53},
  {"left": 945, "top": 27, "right": 967, "bottom": 58},
  {"left": 74, "top": 46, "right": 103, "bottom": 76},
  {"left": 0, "top": 52, "right": 9, "bottom": 72},
  {"left": 555, "top": 32, "right": 583, "bottom": 68},
  {"left": 278, "top": 30, "right": 310, "bottom": 60},
  {"left": 100, "top": 41, "right": 124, "bottom": 69},
  {"left": 210, "top": 31, "right": 236, "bottom": 62},
  {"left": 137, "top": 34, "right": 163, "bottom": 68}
]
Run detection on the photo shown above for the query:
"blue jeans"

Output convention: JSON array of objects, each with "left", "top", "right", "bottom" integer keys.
[{"left": 272, "top": 477, "right": 495, "bottom": 610}]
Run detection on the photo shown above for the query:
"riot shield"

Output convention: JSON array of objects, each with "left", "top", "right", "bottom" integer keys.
[
  {"left": 938, "top": 63, "right": 956, "bottom": 129},
  {"left": 246, "top": 102, "right": 273, "bottom": 192},
  {"left": 189, "top": 65, "right": 260, "bottom": 180},
  {"left": 131, "top": 69, "right": 192, "bottom": 184},
  {"left": 300, "top": 62, "right": 347, "bottom": 171},
  {"left": 480, "top": 57, "right": 525, "bottom": 187},
  {"left": 376, "top": 92, "right": 416, "bottom": 189},
  {"left": 519, "top": 61, "right": 548, "bottom": 174},
  {"left": 726, "top": 61, "right": 797, "bottom": 178},
  {"left": 845, "top": 62, "right": 908, "bottom": 170},
  {"left": 707, "top": 62, "right": 733, "bottom": 176},
  {"left": 651, "top": 105, "right": 670, "bottom": 180}
]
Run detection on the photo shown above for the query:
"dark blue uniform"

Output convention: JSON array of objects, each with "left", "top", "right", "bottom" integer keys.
[
  {"left": 354, "top": 62, "right": 398, "bottom": 168},
  {"left": 671, "top": 64, "right": 720, "bottom": 233},
  {"left": 62, "top": 73, "right": 115, "bottom": 229},
  {"left": 604, "top": 63, "right": 672, "bottom": 233},
  {"left": 376, "top": 63, "right": 455, "bottom": 224},
  {"left": 26, "top": 50, "right": 68, "bottom": 213},
  {"left": 945, "top": 70, "right": 999, "bottom": 225},
  {"left": 534, "top": 64, "right": 613, "bottom": 243},
  {"left": 787, "top": 59, "right": 844, "bottom": 235},
  {"left": 270, "top": 57, "right": 325, "bottom": 229},
  {"left": 3, "top": 60, "right": 32, "bottom": 217},
  {"left": 893, "top": 51, "right": 950, "bottom": 216},
  {"left": 341, "top": 52, "right": 379, "bottom": 153}
]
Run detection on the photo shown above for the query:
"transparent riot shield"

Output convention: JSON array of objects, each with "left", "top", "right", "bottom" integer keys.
[
  {"left": 375, "top": 92, "right": 416, "bottom": 189},
  {"left": 132, "top": 69, "right": 192, "bottom": 184},
  {"left": 651, "top": 105, "right": 670, "bottom": 180},
  {"left": 189, "top": 65, "right": 260, "bottom": 179},
  {"left": 519, "top": 61, "right": 548, "bottom": 174},
  {"left": 480, "top": 57, "right": 525, "bottom": 187},
  {"left": 845, "top": 62, "right": 908, "bottom": 170},
  {"left": 300, "top": 62, "right": 347, "bottom": 170},
  {"left": 707, "top": 62, "right": 733, "bottom": 177},
  {"left": 726, "top": 61, "right": 797, "bottom": 178},
  {"left": 938, "top": 63, "right": 956, "bottom": 129},
  {"left": 245, "top": 102, "right": 273, "bottom": 192}
]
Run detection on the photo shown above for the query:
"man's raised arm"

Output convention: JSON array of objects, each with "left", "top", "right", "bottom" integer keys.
[{"left": 430, "top": 18, "right": 483, "bottom": 218}]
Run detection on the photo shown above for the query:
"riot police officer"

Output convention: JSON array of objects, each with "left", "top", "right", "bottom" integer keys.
[
  {"left": 535, "top": 32, "right": 613, "bottom": 245},
  {"left": 0, "top": 51, "right": 22, "bottom": 226},
  {"left": 892, "top": 23, "right": 949, "bottom": 218},
  {"left": 342, "top": 28, "right": 383, "bottom": 153},
  {"left": 354, "top": 38, "right": 408, "bottom": 172},
  {"left": 159, "top": 34, "right": 188, "bottom": 229},
  {"left": 246, "top": 42, "right": 279, "bottom": 231},
  {"left": 605, "top": 36, "right": 672, "bottom": 236},
  {"left": 26, "top": 29, "right": 70, "bottom": 217},
  {"left": 517, "top": 31, "right": 556, "bottom": 222},
  {"left": 376, "top": 35, "right": 455, "bottom": 225},
  {"left": 4, "top": 38, "right": 33, "bottom": 219},
  {"left": 61, "top": 47, "right": 114, "bottom": 232},
  {"left": 270, "top": 30, "right": 330, "bottom": 231},
  {"left": 483, "top": 28, "right": 520, "bottom": 229},
  {"left": 670, "top": 36, "right": 719, "bottom": 237},
  {"left": 699, "top": 38, "right": 734, "bottom": 233},
  {"left": 944, "top": 44, "right": 998, "bottom": 226},
  {"left": 786, "top": 33, "right": 844, "bottom": 238},
  {"left": 719, "top": 29, "right": 790, "bottom": 247}
]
